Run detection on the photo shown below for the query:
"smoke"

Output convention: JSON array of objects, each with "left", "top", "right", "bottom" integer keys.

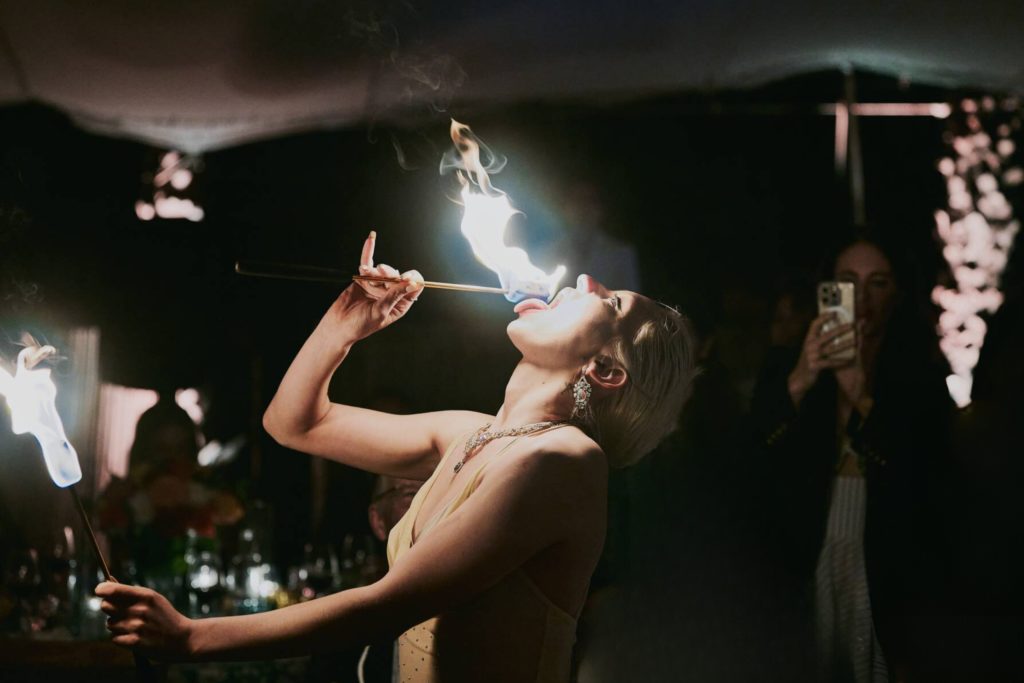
[
  {"left": 343, "top": 2, "right": 466, "bottom": 116},
  {"left": 0, "top": 202, "right": 43, "bottom": 316},
  {"left": 341, "top": 2, "right": 468, "bottom": 171},
  {"left": 439, "top": 120, "right": 508, "bottom": 194}
]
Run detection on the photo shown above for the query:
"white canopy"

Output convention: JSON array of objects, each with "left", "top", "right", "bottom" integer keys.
[{"left": 1, "top": 1, "right": 1022, "bottom": 151}]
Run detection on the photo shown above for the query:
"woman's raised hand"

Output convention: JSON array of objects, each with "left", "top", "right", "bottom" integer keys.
[
  {"left": 96, "top": 581, "right": 193, "bottom": 661},
  {"left": 786, "top": 312, "right": 856, "bottom": 406},
  {"left": 331, "top": 231, "right": 425, "bottom": 341}
]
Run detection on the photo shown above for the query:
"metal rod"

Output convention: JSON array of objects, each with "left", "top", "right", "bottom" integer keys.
[
  {"left": 71, "top": 486, "right": 159, "bottom": 681},
  {"left": 70, "top": 485, "right": 112, "bottom": 580},
  {"left": 235, "top": 260, "right": 507, "bottom": 295},
  {"left": 235, "top": 260, "right": 350, "bottom": 284},
  {"left": 352, "top": 274, "right": 505, "bottom": 295}
]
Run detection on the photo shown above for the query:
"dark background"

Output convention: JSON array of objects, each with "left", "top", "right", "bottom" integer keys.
[
  {"left": 0, "top": 67, "right": 957, "bottom": 565},
  {"left": 2, "top": 66, "right": 1022, "bottom": 678}
]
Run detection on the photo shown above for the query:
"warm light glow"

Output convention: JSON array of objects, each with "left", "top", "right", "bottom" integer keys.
[
  {"left": 933, "top": 98, "right": 1021, "bottom": 407},
  {"left": 95, "top": 384, "right": 159, "bottom": 490},
  {"left": 138, "top": 151, "right": 204, "bottom": 222},
  {"left": 175, "top": 387, "right": 204, "bottom": 425},
  {"left": 0, "top": 348, "right": 83, "bottom": 487},
  {"left": 448, "top": 120, "right": 565, "bottom": 302}
]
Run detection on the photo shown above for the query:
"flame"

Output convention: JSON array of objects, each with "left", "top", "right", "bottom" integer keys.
[
  {"left": 0, "top": 348, "right": 82, "bottom": 487},
  {"left": 447, "top": 120, "right": 565, "bottom": 302}
]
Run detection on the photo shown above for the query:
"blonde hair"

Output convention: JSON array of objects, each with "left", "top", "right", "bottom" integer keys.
[{"left": 586, "top": 302, "right": 699, "bottom": 468}]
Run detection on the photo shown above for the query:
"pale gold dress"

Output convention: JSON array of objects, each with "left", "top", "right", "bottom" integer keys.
[{"left": 387, "top": 435, "right": 578, "bottom": 683}]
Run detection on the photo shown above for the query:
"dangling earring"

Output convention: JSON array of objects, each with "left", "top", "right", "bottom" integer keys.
[{"left": 571, "top": 374, "right": 592, "bottom": 422}]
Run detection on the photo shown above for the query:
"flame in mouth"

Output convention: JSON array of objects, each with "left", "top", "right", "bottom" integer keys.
[{"left": 446, "top": 120, "right": 565, "bottom": 302}]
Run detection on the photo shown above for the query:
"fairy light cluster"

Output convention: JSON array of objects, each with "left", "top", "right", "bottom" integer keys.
[
  {"left": 135, "top": 151, "right": 204, "bottom": 222},
  {"left": 933, "top": 97, "right": 1021, "bottom": 407}
]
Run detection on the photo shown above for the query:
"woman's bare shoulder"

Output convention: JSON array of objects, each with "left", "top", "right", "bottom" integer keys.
[
  {"left": 495, "top": 427, "right": 607, "bottom": 491},
  {"left": 537, "top": 426, "right": 607, "bottom": 461},
  {"left": 429, "top": 409, "right": 494, "bottom": 451}
]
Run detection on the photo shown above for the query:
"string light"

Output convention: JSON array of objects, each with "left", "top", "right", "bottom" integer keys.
[
  {"left": 135, "top": 151, "right": 204, "bottom": 222},
  {"left": 933, "top": 98, "right": 1021, "bottom": 407}
]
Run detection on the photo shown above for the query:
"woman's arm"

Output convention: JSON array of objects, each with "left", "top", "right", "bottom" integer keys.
[
  {"left": 786, "top": 312, "right": 856, "bottom": 408},
  {"left": 262, "top": 300, "right": 486, "bottom": 480},
  {"left": 262, "top": 232, "right": 488, "bottom": 480},
  {"left": 98, "top": 445, "right": 607, "bottom": 661}
]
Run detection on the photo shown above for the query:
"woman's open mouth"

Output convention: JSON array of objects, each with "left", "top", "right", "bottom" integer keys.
[{"left": 514, "top": 298, "right": 550, "bottom": 316}]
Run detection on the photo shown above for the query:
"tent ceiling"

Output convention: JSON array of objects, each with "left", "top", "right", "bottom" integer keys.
[{"left": 1, "top": 0, "right": 1022, "bottom": 151}]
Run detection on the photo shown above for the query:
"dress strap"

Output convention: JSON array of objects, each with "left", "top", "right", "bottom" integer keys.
[
  {"left": 408, "top": 427, "right": 481, "bottom": 545},
  {"left": 413, "top": 436, "right": 523, "bottom": 545},
  {"left": 412, "top": 423, "right": 573, "bottom": 545}
]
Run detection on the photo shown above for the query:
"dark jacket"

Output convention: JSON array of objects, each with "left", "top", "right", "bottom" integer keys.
[{"left": 749, "top": 328, "right": 955, "bottom": 674}]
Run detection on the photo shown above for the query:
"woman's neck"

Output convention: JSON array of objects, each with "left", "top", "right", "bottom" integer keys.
[{"left": 491, "top": 360, "right": 574, "bottom": 431}]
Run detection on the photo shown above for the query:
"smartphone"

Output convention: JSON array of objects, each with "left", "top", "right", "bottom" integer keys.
[{"left": 817, "top": 281, "right": 856, "bottom": 362}]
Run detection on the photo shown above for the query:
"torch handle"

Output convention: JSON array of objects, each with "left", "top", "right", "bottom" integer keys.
[
  {"left": 70, "top": 486, "right": 113, "bottom": 580},
  {"left": 69, "top": 486, "right": 162, "bottom": 682},
  {"left": 234, "top": 260, "right": 508, "bottom": 295},
  {"left": 352, "top": 274, "right": 507, "bottom": 294}
]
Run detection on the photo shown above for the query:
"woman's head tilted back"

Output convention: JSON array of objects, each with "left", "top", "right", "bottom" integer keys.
[
  {"left": 590, "top": 297, "right": 698, "bottom": 467},
  {"left": 508, "top": 274, "right": 699, "bottom": 468}
]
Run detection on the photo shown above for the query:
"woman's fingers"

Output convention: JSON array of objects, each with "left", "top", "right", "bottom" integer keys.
[
  {"left": 112, "top": 633, "right": 140, "bottom": 648},
  {"left": 814, "top": 322, "right": 854, "bottom": 347},
  {"left": 353, "top": 276, "right": 383, "bottom": 298},
  {"left": 96, "top": 583, "right": 153, "bottom": 610},
  {"left": 376, "top": 279, "right": 413, "bottom": 315},
  {"left": 377, "top": 263, "right": 401, "bottom": 279},
  {"left": 96, "top": 581, "right": 150, "bottom": 600},
  {"left": 810, "top": 312, "right": 836, "bottom": 334},
  {"left": 401, "top": 270, "right": 425, "bottom": 299},
  {"left": 107, "top": 616, "right": 142, "bottom": 634},
  {"left": 823, "top": 336, "right": 857, "bottom": 355},
  {"left": 360, "top": 231, "right": 376, "bottom": 270}
]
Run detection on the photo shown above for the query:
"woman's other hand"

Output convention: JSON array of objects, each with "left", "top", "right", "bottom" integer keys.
[
  {"left": 329, "top": 231, "right": 425, "bottom": 341},
  {"left": 787, "top": 312, "right": 856, "bottom": 406},
  {"left": 97, "top": 581, "right": 193, "bottom": 661},
  {"left": 834, "top": 321, "right": 873, "bottom": 418}
]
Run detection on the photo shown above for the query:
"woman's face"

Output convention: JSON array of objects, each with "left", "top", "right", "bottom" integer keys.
[
  {"left": 834, "top": 241, "right": 899, "bottom": 338},
  {"left": 507, "top": 274, "right": 643, "bottom": 369}
]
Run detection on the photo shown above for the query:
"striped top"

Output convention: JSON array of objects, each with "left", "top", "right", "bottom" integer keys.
[{"left": 814, "top": 475, "right": 889, "bottom": 683}]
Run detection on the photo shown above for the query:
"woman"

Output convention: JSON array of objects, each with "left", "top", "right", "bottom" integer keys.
[
  {"left": 750, "top": 236, "right": 955, "bottom": 682},
  {"left": 97, "top": 232, "right": 697, "bottom": 682}
]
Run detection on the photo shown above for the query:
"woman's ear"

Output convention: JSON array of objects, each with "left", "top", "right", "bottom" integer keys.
[{"left": 585, "top": 356, "right": 628, "bottom": 392}]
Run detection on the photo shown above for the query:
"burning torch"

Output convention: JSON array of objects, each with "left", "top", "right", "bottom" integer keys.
[
  {"left": 237, "top": 119, "right": 568, "bottom": 306},
  {"left": 0, "top": 344, "right": 157, "bottom": 680}
]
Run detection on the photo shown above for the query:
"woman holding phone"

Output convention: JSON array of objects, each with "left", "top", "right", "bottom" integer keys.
[
  {"left": 96, "top": 232, "right": 697, "bottom": 682},
  {"left": 751, "top": 235, "right": 955, "bottom": 682}
]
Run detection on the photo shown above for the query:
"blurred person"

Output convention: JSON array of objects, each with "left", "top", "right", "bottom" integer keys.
[
  {"left": 97, "top": 395, "right": 242, "bottom": 586},
  {"left": 768, "top": 276, "right": 817, "bottom": 350},
  {"left": 314, "top": 475, "right": 425, "bottom": 683},
  {"left": 368, "top": 476, "right": 422, "bottom": 550},
  {"left": 750, "top": 234, "right": 955, "bottom": 682},
  {"left": 365, "top": 476, "right": 424, "bottom": 682},
  {"left": 96, "top": 232, "right": 698, "bottom": 683}
]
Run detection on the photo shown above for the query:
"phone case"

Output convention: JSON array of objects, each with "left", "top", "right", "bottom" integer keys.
[{"left": 817, "top": 281, "right": 856, "bottom": 362}]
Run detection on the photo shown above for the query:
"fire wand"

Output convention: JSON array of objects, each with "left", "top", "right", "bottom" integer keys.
[
  {"left": 235, "top": 260, "right": 556, "bottom": 302},
  {"left": 234, "top": 260, "right": 506, "bottom": 295},
  {"left": 0, "top": 346, "right": 159, "bottom": 681}
]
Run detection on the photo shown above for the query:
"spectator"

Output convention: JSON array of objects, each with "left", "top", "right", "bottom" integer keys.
[{"left": 750, "top": 234, "right": 955, "bottom": 682}]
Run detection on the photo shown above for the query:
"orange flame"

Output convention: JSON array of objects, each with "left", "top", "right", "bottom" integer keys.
[{"left": 447, "top": 120, "right": 565, "bottom": 302}]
